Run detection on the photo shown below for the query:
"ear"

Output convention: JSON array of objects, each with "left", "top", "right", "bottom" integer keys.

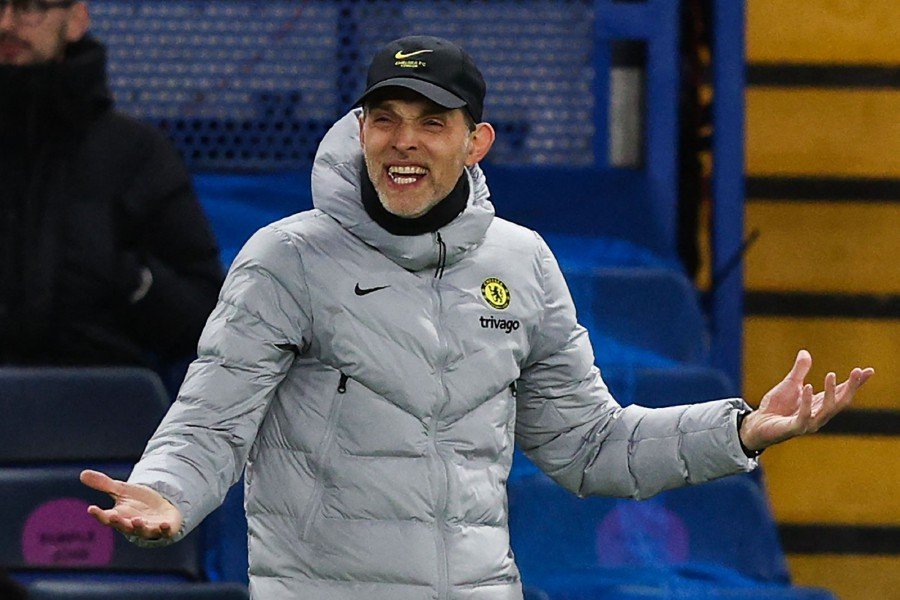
[
  {"left": 358, "top": 113, "right": 366, "bottom": 150},
  {"left": 64, "top": 2, "right": 91, "bottom": 44},
  {"left": 465, "top": 122, "right": 495, "bottom": 167}
]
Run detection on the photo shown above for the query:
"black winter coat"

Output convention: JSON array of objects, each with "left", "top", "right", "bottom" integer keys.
[{"left": 0, "top": 37, "right": 223, "bottom": 366}]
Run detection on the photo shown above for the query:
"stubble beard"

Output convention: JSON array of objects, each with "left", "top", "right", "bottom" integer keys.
[
  {"left": 363, "top": 144, "right": 469, "bottom": 220},
  {"left": 364, "top": 155, "right": 444, "bottom": 219}
]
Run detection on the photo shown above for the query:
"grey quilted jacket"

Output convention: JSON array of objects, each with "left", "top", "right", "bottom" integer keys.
[{"left": 128, "top": 110, "right": 756, "bottom": 599}]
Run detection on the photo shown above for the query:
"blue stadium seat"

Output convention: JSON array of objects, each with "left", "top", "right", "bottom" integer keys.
[
  {"left": 0, "top": 368, "right": 169, "bottom": 463},
  {"left": 508, "top": 472, "right": 791, "bottom": 595},
  {"left": 0, "top": 367, "right": 251, "bottom": 586},
  {"left": 600, "top": 364, "right": 737, "bottom": 408},
  {"left": 523, "top": 585, "right": 553, "bottom": 600},
  {"left": 28, "top": 581, "right": 249, "bottom": 599},
  {"left": 563, "top": 268, "right": 708, "bottom": 367},
  {"left": 202, "top": 480, "right": 249, "bottom": 585},
  {"left": 0, "top": 466, "right": 202, "bottom": 581}
]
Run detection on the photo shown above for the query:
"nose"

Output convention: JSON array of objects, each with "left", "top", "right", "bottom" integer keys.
[{"left": 391, "top": 121, "right": 418, "bottom": 152}]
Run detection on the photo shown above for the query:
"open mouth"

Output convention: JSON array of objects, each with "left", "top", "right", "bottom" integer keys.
[{"left": 386, "top": 165, "right": 428, "bottom": 186}]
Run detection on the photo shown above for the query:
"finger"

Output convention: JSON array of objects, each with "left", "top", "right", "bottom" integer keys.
[
  {"left": 825, "top": 371, "right": 836, "bottom": 405},
  {"left": 834, "top": 367, "right": 873, "bottom": 403},
  {"left": 80, "top": 470, "right": 126, "bottom": 497},
  {"left": 786, "top": 349, "right": 812, "bottom": 384},
  {"left": 87, "top": 505, "right": 115, "bottom": 526},
  {"left": 793, "top": 383, "right": 813, "bottom": 434},
  {"left": 132, "top": 517, "right": 161, "bottom": 541},
  {"left": 813, "top": 372, "right": 837, "bottom": 421},
  {"left": 108, "top": 514, "right": 135, "bottom": 536},
  {"left": 849, "top": 367, "right": 875, "bottom": 390}
]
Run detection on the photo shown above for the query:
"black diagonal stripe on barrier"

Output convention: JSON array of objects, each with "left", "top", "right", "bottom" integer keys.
[
  {"left": 745, "top": 291, "right": 900, "bottom": 319},
  {"left": 822, "top": 410, "right": 900, "bottom": 436},
  {"left": 748, "top": 63, "right": 900, "bottom": 89},
  {"left": 746, "top": 176, "right": 900, "bottom": 202},
  {"left": 779, "top": 525, "right": 900, "bottom": 555}
]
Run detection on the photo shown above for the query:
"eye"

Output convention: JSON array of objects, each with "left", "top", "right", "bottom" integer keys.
[{"left": 423, "top": 119, "right": 444, "bottom": 129}]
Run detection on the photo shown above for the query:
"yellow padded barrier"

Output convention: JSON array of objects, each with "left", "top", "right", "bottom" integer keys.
[
  {"left": 745, "top": 201, "right": 900, "bottom": 294},
  {"left": 747, "top": 0, "right": 900, "bottom": 64},
  {"left": 787, "top": 555, "right": 900, "bottom": 600},
  {"left": 762, "top": 437, "right": 900, "bottom": 525},
  {"left": 744, "top": 316, "right": 898, "bottom": 411},
  {"left": 746, "top": 88, "right": 900, "bottom": 177}
]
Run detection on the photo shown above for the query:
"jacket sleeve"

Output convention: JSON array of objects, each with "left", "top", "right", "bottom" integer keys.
[
  {"left": 126, "top": 225, "right": 311, "bottom": 543},
  {"left": 515, "top": 235, "right": 756, "bottom": 500},
  {"left": 118, "top": 127, "right": 224, "bottom": 358}
]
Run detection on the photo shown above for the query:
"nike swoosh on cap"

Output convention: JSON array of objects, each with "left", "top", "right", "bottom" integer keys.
[{"left": 394, "top": 49, "right": 434, "bottom": 60}]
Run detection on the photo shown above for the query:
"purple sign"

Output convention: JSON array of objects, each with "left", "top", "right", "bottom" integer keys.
[{"left": 22, "top": 498, "right": 114, "bottom": 566}]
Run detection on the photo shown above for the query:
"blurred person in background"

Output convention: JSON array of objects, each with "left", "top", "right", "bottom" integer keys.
[
  {"left": 0, "top": 0, "right": 222, "bottom": 367},
  {"left": 81, "top": 36, "right": 873, "bottom": 599}
]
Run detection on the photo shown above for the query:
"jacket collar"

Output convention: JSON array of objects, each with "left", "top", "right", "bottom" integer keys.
[
  {"left": 311, "top": 109, "right": 494, "bottom": 272},
  {"left": 0, "top": 36, "right": 112, "bottom": 139}
]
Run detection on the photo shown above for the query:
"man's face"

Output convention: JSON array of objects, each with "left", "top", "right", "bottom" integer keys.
[
  {"left": 359, "top": 90, "right": 479, "bottom": 219},
  {"left": 0, "top": 1, "right": 87, "bottom": 66}
]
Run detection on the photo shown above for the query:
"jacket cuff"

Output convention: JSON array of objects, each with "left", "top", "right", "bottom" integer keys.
[
  {"left": 736, "top": 408, "right": 764, "bottom": 458},
  {"left": 727, "top": 401, "right": 761, "bottom": 470}
]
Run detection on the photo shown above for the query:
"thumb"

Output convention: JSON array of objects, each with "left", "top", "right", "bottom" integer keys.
[
  {"left": 80, "top": 469, "right": 125, "bottom": 496},
  {"left": 786, "top": 349, "right": 812, "bottom": 384}
]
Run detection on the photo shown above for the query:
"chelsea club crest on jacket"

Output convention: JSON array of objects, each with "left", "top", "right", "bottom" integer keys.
[{"left": 128, "top": 111, "right": 755, "bottom": 600}]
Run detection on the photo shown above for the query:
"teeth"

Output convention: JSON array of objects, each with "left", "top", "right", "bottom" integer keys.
[
  {"left": 388, "top": 165, "right": 426, "bottom": 185},
  {"left": 388, "top": 165, "right": 427, "bottom": 175}
]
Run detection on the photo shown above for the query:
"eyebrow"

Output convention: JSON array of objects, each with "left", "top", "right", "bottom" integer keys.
[{"left": 368, "top": 102, "right": 453, "bottom": 119}]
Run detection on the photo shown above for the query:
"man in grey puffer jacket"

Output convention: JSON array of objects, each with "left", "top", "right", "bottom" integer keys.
[{"left": 82, "top": 36, "right": 874, "bottom": 600}]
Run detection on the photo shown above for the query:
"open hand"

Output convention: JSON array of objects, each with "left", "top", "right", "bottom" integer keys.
[
  {"left": 80, "top": 469, "right": 183, "bottom": 541},
  {"left": 739, "top": 349, "right": 874, "bottom": 452}
]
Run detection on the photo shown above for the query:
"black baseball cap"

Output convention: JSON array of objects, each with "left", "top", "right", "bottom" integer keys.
[{"left": 355, "top": 35, "right": 486, "bottom": 123}]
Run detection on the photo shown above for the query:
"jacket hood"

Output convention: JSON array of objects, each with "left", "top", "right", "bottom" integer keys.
[
  {"left": 0, "top": 35, "right": 112, "bottom": 137},
  {"left": 311, "top": 109, "right": 494, "bottom": 272}
]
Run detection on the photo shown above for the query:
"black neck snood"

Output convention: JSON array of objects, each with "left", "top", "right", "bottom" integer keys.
[{"left": 361, "top": 166, "right": 469, "bottom": 236}]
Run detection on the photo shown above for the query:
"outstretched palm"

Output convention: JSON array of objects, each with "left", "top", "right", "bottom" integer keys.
[
  {"left": 739, "top": 350, "right": 874, "bottom": 452},
  {"left": 80, "top": 469, "right": 183, "bottom": 541}
]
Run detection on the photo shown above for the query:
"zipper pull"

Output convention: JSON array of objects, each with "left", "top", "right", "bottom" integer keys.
[
  {"left": 509, "top": 382, "right": 518, "bottom": 397},
  {"left": 434, "top": 232, "right": 447, "bottom": 279},
  {"left": 337, "top": 373, "right": 348, "bottom": 394}
]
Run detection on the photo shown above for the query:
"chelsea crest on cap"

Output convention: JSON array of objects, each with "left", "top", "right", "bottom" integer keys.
[{"left": 355, "top": 35, "right": 486, "bottom": 123}]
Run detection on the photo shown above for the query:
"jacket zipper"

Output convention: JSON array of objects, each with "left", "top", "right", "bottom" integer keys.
[
  {"left": 431, "top": 231, "right": 450, "bottom": 599},
  {"left": 300, "top": 372, "right": 348, "bottom": 540}
]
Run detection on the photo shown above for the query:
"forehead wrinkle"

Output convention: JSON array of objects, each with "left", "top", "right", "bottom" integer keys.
[{"left": 367, "top": 97, "right": 456, "bottom": 120}]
